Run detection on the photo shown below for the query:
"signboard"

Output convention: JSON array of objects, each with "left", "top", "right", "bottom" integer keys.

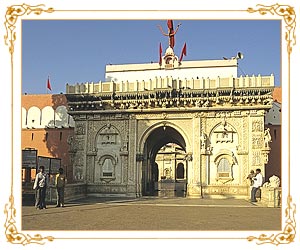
[
  {"left": 37, "top": 156, "right": 61, "bottom": 174},
  {"left": 50, "top": 158, "right": 61, "bottom": 174},
  {"left": 38, "top": 156, "right": 51, "bottom": 173},
  {"left": 22, "top": 149, "right": 37, "bottom": 168}
]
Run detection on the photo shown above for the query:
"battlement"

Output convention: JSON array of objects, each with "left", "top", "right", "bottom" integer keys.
[{"left": 66, "top": 74, "right": 274, "bottom": 94}]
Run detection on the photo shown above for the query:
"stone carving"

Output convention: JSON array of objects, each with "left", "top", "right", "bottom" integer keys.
[
  {"left": 203, "top": 100, "right": 210, "bottom": 107},
  {"left": 200, "top": 132, "right": 207, "bottom": 150},
  {"left": 263, "top": 97, "right": 273, "bottom": 105},
  {"left": 195, "top": 99, "right": 201, "bottom": 107},
  {"left": 242, "top": 116, "right": 248, "bottom": 151},
  {"left": 263, "top": 175, "right": 280, "bottom": 188},
  {"left": 184, "top": 153, "right": 193, "bottom": 161},
  {"left": 252, "top": 119, "right": 263, "bottom": 132},
  {"left": 76, "top": 139, "right": 84, "bottom": 150},
  {"left": 162, "top": 112, "right": 168, "bottom": 119},
  {"left": 252, "top": 134, "right": 263, "bottom": 149},
  {"left": 87, "top": 121, "right": 96, "bottom": 151},
  {"left": 67, "top": 135, "right": 76, "bottom": 153},
  {"left": 100, "top": 124, "right": 118, "bottom": 144},
  {"left": 121, "top": 141, "right": 128, "bottom": 152},
  {"left": 193, "top": 112, "right": 200, "bottom": 118},
  {"left": 67, "top": 135, "right": 73, "bottom": 145},
  {"left": 75, "top": 123, "right": 86, "bottom": 135},
  {"left": 262, "top": 151, "right": 269, "bottom": 164},
  {"left": 136, "top": 153, "right": 144, "bottom": 162},
  {"left": 264, "top": 128, "right": 272, "bottom": 148},
  {"left": 65, "top": 72, "right": 274, "bottom": 197},
  {"left": 97, "top": 155, "right": 117, "bottom": 183},
  {"left": 214, "top": 121, "right": 235, "bottom": 143},
  {"left": 252, "top": 150, "right": 261, "bottom": 166}
]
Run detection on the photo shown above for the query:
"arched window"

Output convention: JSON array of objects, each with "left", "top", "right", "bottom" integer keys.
[
  {"left": 217, "top": 157, "right": 231, "bottom": 178},
  {"left": 95, "top": 155, "right": 117, "bottom": 182},
  {"left": 176, "top": 163, "right": 184, "bottom": 179},
  {"left": 102, "top": 158, "right": 114, "bottom": 177}
]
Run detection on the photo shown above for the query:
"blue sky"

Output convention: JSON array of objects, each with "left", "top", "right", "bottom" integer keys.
[{"left": 22, "top": 20, "right": 281, "bottom": 94}]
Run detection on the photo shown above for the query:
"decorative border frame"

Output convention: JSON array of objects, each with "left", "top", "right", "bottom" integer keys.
[{"left": 2, "top": 2, "right": 296, "bottom": 246}]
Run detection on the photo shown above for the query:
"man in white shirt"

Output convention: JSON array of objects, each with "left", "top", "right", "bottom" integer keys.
[{"left": 251, "top": 168, "right": 263, "bottom": 202}]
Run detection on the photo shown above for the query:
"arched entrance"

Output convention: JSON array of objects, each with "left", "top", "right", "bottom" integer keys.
[{"left": 141, "top": 124, "right": 187, "bottom": 197}]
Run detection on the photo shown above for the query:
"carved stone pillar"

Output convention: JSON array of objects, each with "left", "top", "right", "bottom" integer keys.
[{"left": 128, "top": 115, "right": 139, "bottom": 196}]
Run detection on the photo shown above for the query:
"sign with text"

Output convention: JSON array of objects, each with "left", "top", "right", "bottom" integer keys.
[
  {"left": 50, "top": 158, "right": 61, "bottom": 174},
  {"left": 22, "top": 149, "right": 37, "bottom": 168},
  {"left": 38, "top": 156, "right": 51, "bottom": 173}
]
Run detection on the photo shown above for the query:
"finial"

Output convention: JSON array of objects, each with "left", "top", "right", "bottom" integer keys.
[{"left": 157, "top": 20, "right": 182, "bottom": 49}]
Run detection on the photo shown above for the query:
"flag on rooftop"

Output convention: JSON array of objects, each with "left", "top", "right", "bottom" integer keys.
[
  {"left": 47, "top": 76, "right": 52, "bottom": 91},
  {"left": 179, "top": 42, "right": 187, "bottom": 62},
  {"left": 159, "top": 42, "right": 163, "bottom": 66}
]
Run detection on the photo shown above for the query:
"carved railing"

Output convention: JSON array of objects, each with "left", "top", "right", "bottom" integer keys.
[{"left": 66, "top": 75, "right": 274, "bottom": 94}]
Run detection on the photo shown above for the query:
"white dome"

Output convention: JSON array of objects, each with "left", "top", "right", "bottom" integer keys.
[{"left": 165, "top": 46, "right": 174, "bottom": 55}]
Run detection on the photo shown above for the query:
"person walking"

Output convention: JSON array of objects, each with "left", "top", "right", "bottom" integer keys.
[
  {"left": 33, "top": 165, "right": 48, "bottom": 209},
  {"left": 55, "top": 167, "right": 66, "bottom": 207},
  {"left": 251, "top": 168, "right": 263, "bottom": 202}
]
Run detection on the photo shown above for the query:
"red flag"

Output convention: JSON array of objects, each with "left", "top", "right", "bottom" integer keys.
[
  {"left": 167, "top": 20, "right": 175, "bottom": 48},
  {"left": 167, "top": 20, "right": 173, "bottom": 30},
  {"left": 47, "top": 76, "right": 52, "bottom": 91},
  {"left": 179, "top": 43, "right": 187, "bottom": 62},
  {"left": 159, "top": 43, "right": 163, "bottom": 65}
]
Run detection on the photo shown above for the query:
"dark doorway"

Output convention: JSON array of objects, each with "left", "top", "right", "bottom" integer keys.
[
  {"left": 176, "top": 163, "right": 184, "bottom": 179},
  {"left": 142, "top": 125, "right": 187, "bottom": 197}
]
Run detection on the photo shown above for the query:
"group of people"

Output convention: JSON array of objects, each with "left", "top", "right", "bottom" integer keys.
[
  {"left": 247, "top": 168, "right": 263, "bottom": 202},
  {"left": 33, "top": 165, "right": 263, "bottom": 207},
  {"left": 33, "top": 166, "right": 66, "bottom": 209}
]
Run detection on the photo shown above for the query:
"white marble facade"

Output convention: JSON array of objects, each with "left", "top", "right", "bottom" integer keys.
[{"left": 66, "top": 47, "right": 274, "bottom": 198}]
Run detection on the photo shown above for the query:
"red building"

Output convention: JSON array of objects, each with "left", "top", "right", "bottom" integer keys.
[{"left": 22, "top": 94, "right": 75, "bottom": 186}]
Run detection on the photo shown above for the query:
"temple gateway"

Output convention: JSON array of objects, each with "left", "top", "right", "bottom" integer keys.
[{"left": 65, "top": 21, "right": 274, "bottom": 198}]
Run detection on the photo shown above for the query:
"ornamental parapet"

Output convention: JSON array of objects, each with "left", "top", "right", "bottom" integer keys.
[
  {"left": 66, "top": 75, "right": 274, "bottom": 94},
  {"left": 65, "top": 75, "right": 274, "bottom": 112}
]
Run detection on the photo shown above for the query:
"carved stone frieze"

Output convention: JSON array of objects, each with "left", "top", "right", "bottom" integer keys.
[
  {"left": 251, "top": 134, "right": 264, "bottom": 149},
  {"left": 86, "top": 156, "right": 94, "bottom": 182},
  {"left": 242, "top": 155, "right": 248, "bottom": 184},
  {"left": 193, "top": 112, "right": 200, "bottom": 118},
  {"left": 75, "top": 123, "right": 86, "bottom": 135},
  {"left": 252, "top": 119, "right": 264, "bottom": 132},
  {"left": 252, "top": 150, "right": 262, "bottom": 166},
  {"left": 242, "top": 116, "right": 248, "bottom": 151},
  {"left": 129, "top": 114, "right": 136, "bottom": 120},
  {"left": 232, "top": 110, "right": 242, "bottom": 117},
  {"left": 67, "top": 79, "right": 273, "bottom": 197},
  {"left": 73, "top": 139, "right": 84, "bottom": 151},
  {"left": 249, "top": 110, "right": 258, "bottom": 116},
  {"left": 135, "top": 112, "right": 194, "bottom": 120},
  {"left": 87, "top": 120, "right": 95, "bottom": 151}
]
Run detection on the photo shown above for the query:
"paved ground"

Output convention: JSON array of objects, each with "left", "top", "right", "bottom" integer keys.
[{"left": 22, "top": 197, "right": 281, "bottom": 231}]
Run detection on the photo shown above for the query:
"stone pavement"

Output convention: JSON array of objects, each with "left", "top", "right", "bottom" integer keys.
[{"left": 22, "top": 197, "right": 281, "bottom": 231}]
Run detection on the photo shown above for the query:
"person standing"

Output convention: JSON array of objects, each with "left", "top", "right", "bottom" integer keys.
[
  {"left": 251, "top": 168, "right": 263, "bottom": 202},
  {"left": 33, "top": 166, "right": 48, "bottom": 209},
  {"left": 55, "top": 167, "right": 66, "bottom": 207}
]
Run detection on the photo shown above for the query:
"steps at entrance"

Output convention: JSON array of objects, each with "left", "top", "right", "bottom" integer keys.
[{"left": 157, "top": 181, "right": 186, "bottom": 197}]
